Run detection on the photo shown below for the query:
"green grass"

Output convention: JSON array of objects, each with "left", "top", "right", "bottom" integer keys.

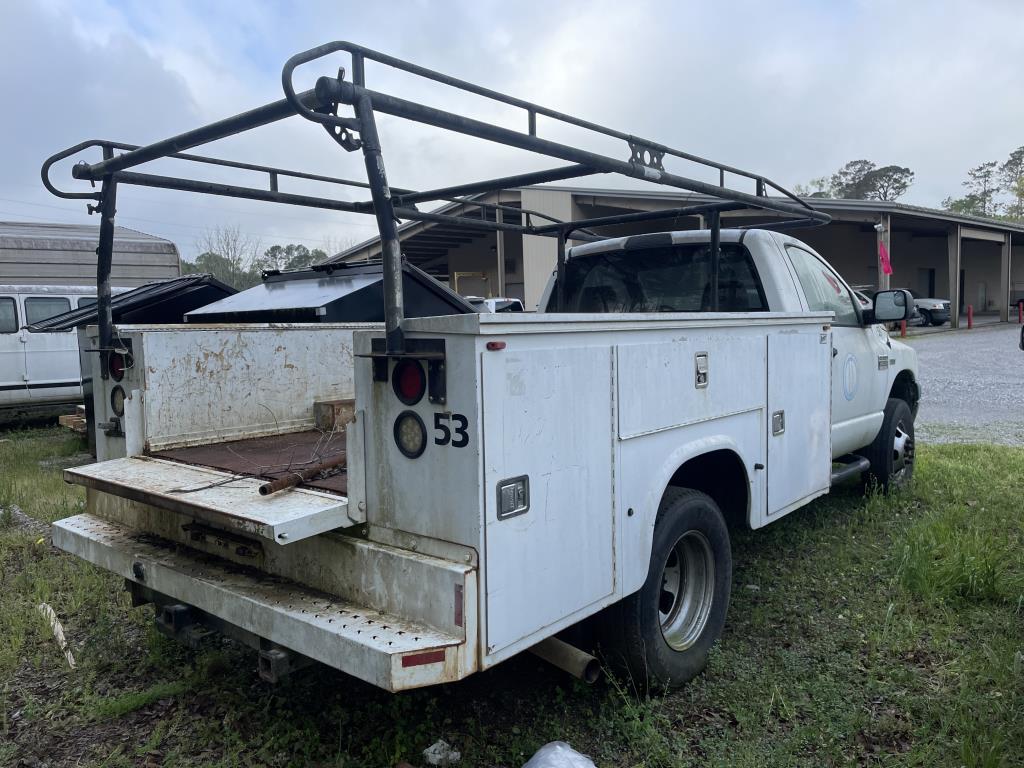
[{"left": 2, "top": 427, "right": 1023, "bottom": 766}]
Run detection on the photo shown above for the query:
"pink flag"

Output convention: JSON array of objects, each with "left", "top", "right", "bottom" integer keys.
[{"left": 878, "top": 240, "right": 893, "bottom": 276}]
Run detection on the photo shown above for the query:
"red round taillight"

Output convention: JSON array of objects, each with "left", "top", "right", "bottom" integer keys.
[
  {"left": 108, "top": 351, "right": 126, "bottom": 382},
  {"left": 392, "top": 359, "right": 426, "bottom": 405}
]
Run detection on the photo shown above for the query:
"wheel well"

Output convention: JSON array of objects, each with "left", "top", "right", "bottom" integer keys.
[
  {"left": 667, "top": 449, "right": 749, "bottom": 529},
  {"left": 889, "top": 370, "right": 920, "bottom": 418}
]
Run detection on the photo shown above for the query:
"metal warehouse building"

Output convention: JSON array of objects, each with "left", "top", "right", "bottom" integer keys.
[
  {"left": 327, "top": 187, "right": 1024, "bottom": 328},
  {"left": 0, "top": 222, "right": 180, "bottom": 288}
]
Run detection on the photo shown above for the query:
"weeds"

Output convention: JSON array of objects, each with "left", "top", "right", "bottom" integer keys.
[
  {"left": 91, "top": 680, "right": 191, "bottom": 720},
  {"left": 1, "top": 428, "right": 1023, "bottom": 766}
]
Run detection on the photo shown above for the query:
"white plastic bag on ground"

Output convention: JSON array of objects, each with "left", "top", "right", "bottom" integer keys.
[{"left": 522, "top": 742, "right": 597, "bottom": 768}]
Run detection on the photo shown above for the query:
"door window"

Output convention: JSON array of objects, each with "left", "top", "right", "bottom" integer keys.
[
  {"left": 24, "top": 296, "right": 71, "bottom": 325},
  {"left": 786, "top": 246, "right": 860, "bottom": 326},
  {"left": 0, "top": 297, "right": 17, "bottom": 333},
  {"left": 77, "top": 297, "right": 97, "bottom": 308}
]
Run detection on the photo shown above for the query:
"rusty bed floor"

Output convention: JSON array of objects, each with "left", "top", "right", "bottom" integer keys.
[{"left": 150, "top": 429, "right": 348, "bottom": 496}]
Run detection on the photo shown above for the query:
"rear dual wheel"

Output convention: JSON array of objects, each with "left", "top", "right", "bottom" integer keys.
[{"left": 599, "top": 488, "right": 731, "bottom": 691}]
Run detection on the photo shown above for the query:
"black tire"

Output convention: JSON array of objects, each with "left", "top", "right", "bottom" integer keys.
[
  {"left": 930, "top": 318, "right": 945, "bottom": 327},
  {"left": 861, "top": 397, "right": 915, "bottom": 492},
  {"left": 599, "top": 488, "right": 731, "bottom": 692},
  {"left": 918, "top": 309, "right": 932, "bottom": 327}
]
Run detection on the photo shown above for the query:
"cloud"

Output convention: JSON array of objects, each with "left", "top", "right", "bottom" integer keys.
[{"left": 4, "top": 0, "right": 1023, "bottom": 260}]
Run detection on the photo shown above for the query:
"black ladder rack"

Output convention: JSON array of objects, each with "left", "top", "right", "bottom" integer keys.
[{"left": 42, "top": 40, "right": 830, "bottom": 360}]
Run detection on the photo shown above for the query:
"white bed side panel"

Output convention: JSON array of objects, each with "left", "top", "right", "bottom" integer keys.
[
  {"left": 138, "top": 326, "right": 363, "bottom": 450},
  {"left": 616, "top": 334, "right": 766, "bottom": 438},
  {"left": 481, "top": 344, "right": 615, "bottom": 655}
]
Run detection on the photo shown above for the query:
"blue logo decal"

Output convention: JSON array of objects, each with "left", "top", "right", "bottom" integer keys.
[{"left": 843, "top": 354, "right": 858, "bottom": 401}]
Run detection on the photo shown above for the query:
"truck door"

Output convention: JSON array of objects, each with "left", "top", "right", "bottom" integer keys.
[
  {"left": 22, "top": 294, "right": 81, "bottom": 401},
  {"left": 784, "top": 246, "right": 883, "bottom": 457},
  {"left": 766, "top": 327, "right": 832, "bottom": 516},
  {"left": 0, "top": 295, "right": 27, "bottom": 404}
]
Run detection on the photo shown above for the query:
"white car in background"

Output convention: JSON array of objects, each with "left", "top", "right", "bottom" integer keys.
[
  {"left": 905, "top": 289, "right": 950, "bottom": 326},
  {"left": 465, "top": 296, "right": 525, "bottom": 313}
]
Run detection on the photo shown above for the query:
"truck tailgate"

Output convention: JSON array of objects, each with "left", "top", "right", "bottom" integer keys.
[{"left": 65, "top": 456, "right": 350, "bottom": 544}]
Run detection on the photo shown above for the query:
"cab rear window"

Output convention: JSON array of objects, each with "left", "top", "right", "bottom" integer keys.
[
  {"left": 555, "top": 242, "right": 768, "bottom": 313},
  {"left": 0, "top": 297, "right": 17, "bottom": 333}
]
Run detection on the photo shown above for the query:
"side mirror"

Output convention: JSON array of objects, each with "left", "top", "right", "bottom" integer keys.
[{"left": 872, "top": 289, "right": 913, "bottom": 323}]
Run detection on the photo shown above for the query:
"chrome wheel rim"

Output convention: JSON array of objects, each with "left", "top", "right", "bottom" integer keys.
[
  {"left": 891, "top": 419, "right": 914, "bottom": 483},
  {"left": 659, "top": 530, "right": 715, "bottom": 651}
]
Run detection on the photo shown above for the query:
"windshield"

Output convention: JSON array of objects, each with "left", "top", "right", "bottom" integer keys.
[{"left": 553, "top": 242, "right": 768, "bottom": 313}]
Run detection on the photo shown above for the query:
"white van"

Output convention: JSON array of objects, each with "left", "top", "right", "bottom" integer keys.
[{"left": 0, "top": 285, "right": 107, "bottom": 420}]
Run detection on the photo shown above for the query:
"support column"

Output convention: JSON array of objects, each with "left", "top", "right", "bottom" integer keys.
[
  {"left": 521, "top": 189, "right": 580, "bottom": 310},
  {"left": 95, "top": 176, "right": 118, "bottom": 378},
  {"left": 948, "top": 224, "right": 962, "bottom": 329},
  {"left": 999, "top": 233, "right": 1011, "bottom": 322},
  {"left": 876, "top": 213, "right": 891, "bottom": 291},
  {"left": 495, "top": 208, "right": 505, "bottom": 297},
  {"left": 353, "top": 95, "right": 404, "bottom": 353}
]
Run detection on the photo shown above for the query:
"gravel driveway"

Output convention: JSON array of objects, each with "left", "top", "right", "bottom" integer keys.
[{"left": 910, "top": 323, "right": 1024, "bottom": 446}]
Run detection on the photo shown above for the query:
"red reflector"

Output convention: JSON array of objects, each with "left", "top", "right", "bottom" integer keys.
[
  {"left": 486, "top": 341, "right": 506, "bottom": 351},
  {"left": 392, "top": 359, "right": 426, "bottom": 405},
  {"left": 108, "top": 352, "right": 125, "bottom": 382},
  {"left": 401, "top": 649, "right": 446, "bottom": 668}
]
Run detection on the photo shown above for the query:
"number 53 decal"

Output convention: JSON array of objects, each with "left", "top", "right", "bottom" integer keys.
[{"left": 434, "top": 413, "right": 469, "bottom": 448}]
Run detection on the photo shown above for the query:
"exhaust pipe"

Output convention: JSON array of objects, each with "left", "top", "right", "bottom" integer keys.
[{"left": 529, "top": 637, "right": 601, "bottom": 684}]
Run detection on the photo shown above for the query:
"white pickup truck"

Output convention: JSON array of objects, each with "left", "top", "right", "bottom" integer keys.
[
  {"left": 42, "top": 41, "right": 918, "bottom": 693},
  {"left": 51, "top": 227, "right": 917, "bottom": 691}
]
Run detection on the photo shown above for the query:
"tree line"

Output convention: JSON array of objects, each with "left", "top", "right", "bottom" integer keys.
[
  {"left": 179, "top": 226, "right": 341, "bottom": 290},
  {"left": 795, "top": 146, "right": 1024, "bottom": 221}
]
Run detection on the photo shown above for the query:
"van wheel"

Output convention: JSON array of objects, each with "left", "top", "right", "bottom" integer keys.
[
  {"left": 861, "top": 397, "right": 915, "bottom": 491},
  {"left": 600, "top": 488, "right": 731, "bottom": 691}
]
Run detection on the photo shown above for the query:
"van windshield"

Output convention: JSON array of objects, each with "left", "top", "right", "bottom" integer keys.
[{"left": 555, "top": 242, "right": 768, "bottom": 313}]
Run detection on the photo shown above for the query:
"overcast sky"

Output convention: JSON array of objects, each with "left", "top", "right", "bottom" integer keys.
[{"left": 3, "top": 0, "right": 1022, "bottom": 259}]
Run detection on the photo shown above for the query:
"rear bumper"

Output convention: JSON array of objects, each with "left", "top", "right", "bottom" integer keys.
[{"left": 53, "top": 514, "right": 475, "bottom": 691}]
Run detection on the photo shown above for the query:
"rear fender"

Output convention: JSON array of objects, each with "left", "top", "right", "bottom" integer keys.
[{"left": 623, "top": 434, "right": 747, "bottom": 598}]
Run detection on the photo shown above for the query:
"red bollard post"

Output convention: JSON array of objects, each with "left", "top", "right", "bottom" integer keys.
[
  {"left": 900, "top": 319, "right": 907, "bottom": 338},
  {"left": 1018, "top": 300, "right": 1023, "bottom": 324},
  {"left": 967, "top": 304, "right": 973, "bottom": 329}
]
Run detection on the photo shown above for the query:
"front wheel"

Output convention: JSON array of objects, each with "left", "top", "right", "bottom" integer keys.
[
  {"left": 918, "top": 309, "right": 932, "bottom": 327},
  {"left": 861, "top": 397, "right": 915, "bottom": 491},
  {"left": 599, "top": 488, "right": 731, "bottom": 691}
]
